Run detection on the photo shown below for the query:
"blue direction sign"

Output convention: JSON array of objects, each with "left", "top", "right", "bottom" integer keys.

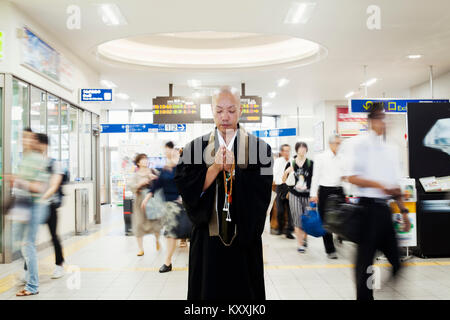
[
  {"left": 81, "top": 89, "right": 113, "bottom": 102},
  {"left": 350, "top": 99, "right": 449, "bottom": 113},
  {"left": 100, "top": 123, "right": 186, "bottom": 133},
  {"left": 252, "top": 128, "right": 297, "bottom": 138}
]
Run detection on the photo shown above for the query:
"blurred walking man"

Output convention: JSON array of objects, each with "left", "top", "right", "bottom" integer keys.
[
  {"left": 347, "top": 102, "right": 411, "bottom": 300},
  {"left": 273, "top": 144, "right": 294, "bottom": 239},
  {"left": 310, "top": 134, "right": 344, "bottom": 259}
]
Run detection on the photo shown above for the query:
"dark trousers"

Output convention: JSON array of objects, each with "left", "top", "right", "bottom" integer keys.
[
  {"left": 318, "top": 186, "right": 344, "bottom": 254},
  {"left": 276, "top": 185, "right": 293, "bottom": 234},
  {"left": 356, "top": 198, "right": 401, "bottom": 300},
  {"left": 47, "top": 203, "right": 64, "bottom": 266}
]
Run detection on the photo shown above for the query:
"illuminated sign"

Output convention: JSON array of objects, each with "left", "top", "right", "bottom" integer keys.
[
  {"left": 350, "top": 99, "right": 449, "bottom": 113},
  {"left": 240, "top": 96, "right": 262, "bottom": 123}
]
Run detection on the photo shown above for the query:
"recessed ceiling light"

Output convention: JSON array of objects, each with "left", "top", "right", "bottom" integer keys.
[
  {"left": 115, "top": 92, "right": 129, "bottom": 100},
  {"left": 100, "top": 79, "right": 117, "bottom": 88},
  {"left": 277, "top": 78, "right": 290, "bottom": 87},
  {"left": 268, "top": 92, "right": 277, "bottom": 99},
  {"left": 284, "top": 2, "right": 317, "bottom": 24},
  {"left": 360, "top": 78, "right": 377, "bottom": 87},
  {"left": 97, "top": 4, "right": 127, "bottom": 26},
  {"left": 407, "top": 54, "right": 422, "bottom": 59},
  {"left": 345, "top": 91, "right": 355, "bottom": 99},
  {"left": 187, "top": 79, "right": 202, "bottom": 88}
]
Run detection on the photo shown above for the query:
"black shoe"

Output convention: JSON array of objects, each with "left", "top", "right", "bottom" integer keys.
[
  {"left": 285, "top": 233, "right": 295, "bottom": 239},
  {"left": 159, "top": 264, "right": 172, "bottom": 273}
]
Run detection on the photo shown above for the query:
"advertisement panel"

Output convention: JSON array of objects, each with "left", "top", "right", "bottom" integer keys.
[
  {"left": 21, "top": 27, "right": 73, "bottom": 89},
  {"left": 336, "top": 106, "right": 368, "bottom": 137}
]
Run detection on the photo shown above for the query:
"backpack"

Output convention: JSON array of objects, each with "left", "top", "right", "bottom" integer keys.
[{"left": 48, "top": 159, "right": 69, "bottom": 207}]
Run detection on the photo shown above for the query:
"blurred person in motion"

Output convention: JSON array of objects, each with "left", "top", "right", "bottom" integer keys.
[
  {"left": 175, "top": 87, "right": 273, "bottom": 300},
  {"left": 282, "top": 142, "right": 313, "bottom": 253},
  {"left": 35, "top": 133, "right": 68, "bottom": 279},
  {"left": 273, "top": 144, "right": 294, "bottom": 239},
  {"left": 310, "top": 134, "right": 344, "bottom": 259},
  {"left": 5, "top": 128, "right": 49, "bottom": 296},
  {"left": 129, "top": 153, "right": 161, "bottom": 256},
  {"left": 347, "top": 102, "right": 411, "bottom": 300},
  {"left": 142, "top": 142, "right": 184, "bottom": 273}
]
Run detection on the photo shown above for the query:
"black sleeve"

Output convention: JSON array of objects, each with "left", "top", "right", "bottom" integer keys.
[
  {"left": 237, "top": 137, "right": 273, "bottom": 246},
  {"left": 174, "top": 138, "right": 211, "bottom": 226}
]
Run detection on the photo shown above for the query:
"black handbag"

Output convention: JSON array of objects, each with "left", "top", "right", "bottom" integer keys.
[
  {"left": 323, "top": 194, "right": 364, "bottom": 244},
  {"left": 170, "top": 202, "right": 193, "bottom": 239}
]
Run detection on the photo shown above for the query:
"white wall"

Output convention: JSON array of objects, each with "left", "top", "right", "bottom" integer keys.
[
  {"left": 410, "top": 70, "right": 450, "bottom": 99},
  {"left": 0, "top": 2, "right": 101, "bottom": 250},
  {"left": 0, "top": 1, "right": 101, "bottom": 114}
]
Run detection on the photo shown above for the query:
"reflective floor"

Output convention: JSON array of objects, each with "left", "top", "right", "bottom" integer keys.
[{"left": 0, "top": 205, "right": 450, "bottom": 300}]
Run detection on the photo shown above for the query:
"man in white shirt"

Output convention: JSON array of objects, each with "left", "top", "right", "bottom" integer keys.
[
  {"left": 347, "top": 102, "right": 411, "bottom": 300},
  {"left": 310, "top": 134, "right": 344, "bottom": 259},
  {"left": 273, "top": 144, "right": 294, "bottom": 239}
]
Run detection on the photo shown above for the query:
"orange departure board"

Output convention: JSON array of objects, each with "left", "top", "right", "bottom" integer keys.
[
  {"left": 153, "top": 96, "right": 210, "bottom": 123},
  {"left": 240, "top": 96, "right": 262, "bottom": 123}
]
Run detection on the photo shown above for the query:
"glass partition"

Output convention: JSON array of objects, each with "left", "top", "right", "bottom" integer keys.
[
  {"left": 83, "top": 111, "right": 92, "bottom": 180},
  {"left": 47, "top": 94, "right": 60, "bottom": 160},
  {"left": 69, "top": 106, "right": 79, "bottom": 181},
  {"left": 61, "top": 101, "right": 70, "bottom": 171},
  {"left": 30, "top": 86, "right": 46, "bottom": 133},
  {"left": 11, "top": 79, "right": 30, "bottom": 174}
]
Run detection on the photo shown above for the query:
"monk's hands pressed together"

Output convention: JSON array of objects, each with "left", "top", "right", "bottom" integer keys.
[
  {"left": 212, "top": 146, "right": 226, "bottom": 173},
  {"left": 223, "top": 148, "right": 234, "bottom": 173}
]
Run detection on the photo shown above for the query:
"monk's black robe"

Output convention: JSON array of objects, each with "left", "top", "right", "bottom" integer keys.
[{"left": 174, "top": 127, "right": 273, "bottom": 300}]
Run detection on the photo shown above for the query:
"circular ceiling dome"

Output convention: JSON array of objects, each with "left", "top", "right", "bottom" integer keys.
[{"left": 97, "top": 31, "right": 327, "bottom": 70}]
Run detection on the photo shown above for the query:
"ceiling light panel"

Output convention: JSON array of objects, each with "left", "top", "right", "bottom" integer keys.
[
  {"left": 360, "top": 78, "right": 377, "bottom": 87},
  {"left": 284, "top": 2, "right": 317, "bottom": 24},
  {"left": 100, "top": 79, "right": 117, "bottom": 88},
  {"left": 115, "top": 93, "right": 129, "bottom": 100},
  {"left": 345, "top": 91, "right": 355, "bottom": 98},
  {"left": 98, "top": 4, "right": 128, "bottom": 26},
  {"left": 277, "top": 78, "right": 290, "bottom": 87}
]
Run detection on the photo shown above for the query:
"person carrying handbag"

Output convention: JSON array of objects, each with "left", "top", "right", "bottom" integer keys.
[
  {"left": 129, "top": 153, "right": 162, "bottom": 256},
  {"left": 282, "top": 142, "right": 314, "bottom": 253},
  {"left": 142, "top": 141, "right": 191, "bottom": 273}
]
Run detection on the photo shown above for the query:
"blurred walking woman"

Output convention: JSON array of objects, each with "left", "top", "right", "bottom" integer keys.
[
  {"left": 282, "top": 142, "right": 314, "bottom": 253},
  {"left": 142, "top": 142, "right": 188, "bottom": 273},
  {"left": 129, "top": 153, "right": 161, "bottom": 256}
]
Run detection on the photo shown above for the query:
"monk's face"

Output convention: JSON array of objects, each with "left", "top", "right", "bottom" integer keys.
[{"left": 213, "top": 92, "right": 242, "bottom": 134}]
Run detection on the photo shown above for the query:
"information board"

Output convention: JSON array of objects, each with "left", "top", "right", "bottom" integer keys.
[
  {"left": 337, "top": 106, "right": 368, "bottom": 137},
  {"left": 350, "top": 99, "right": 449, "bottom": 113},
  {"left": 100, "top": 123, "right": 186, "bottom": 133},
  {"left": 252, "top": 128, "right": 296, "bottom": 138},
  {"left": 240, "top": 96, "right": 262, "bottom": 123},
  {"left": 80, "top": 89, "right": 113, "bottom": 102},
  {"left": 152, "top": 96, "right": 211, "bottom": 123}
]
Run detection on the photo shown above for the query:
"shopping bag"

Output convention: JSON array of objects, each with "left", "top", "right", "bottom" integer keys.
[
  {"left": 145, "top": 189, "right": 166, "bottom": 220},
  {"left": 301, "top": 203, "right": 327, "bottom": 237},
  {"left": 323, "top": 194, "right": 364, "bottom": 244}
]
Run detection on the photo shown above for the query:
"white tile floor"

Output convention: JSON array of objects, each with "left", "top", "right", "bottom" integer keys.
[{"left": 0, "top": 205, "right": 449, "bottom": 300}]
